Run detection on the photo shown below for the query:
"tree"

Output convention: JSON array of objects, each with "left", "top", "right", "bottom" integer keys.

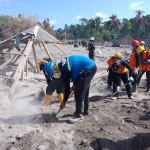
[
  {"left": 105, "top": 14, "right": 122, "bottom": 33},
  {"left": 120, "top": 18, "right": 132, "bottom": 35},
  {"left": 88, "top": 16, "right": 103, "bottom": 32},
  {"left": 131, "top": 10, "right": 148, "bottom": 37}
]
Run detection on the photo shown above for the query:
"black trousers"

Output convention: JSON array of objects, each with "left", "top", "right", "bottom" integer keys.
[
  {"left": 74, "top": 65, "right": 97, "bottom": 104},
  {"left": 112, "top": 72, "right": 132, "bottom": 97},
  {"left": 107, "top": 68, "right": 113, "bottom": 87},
  {"left": 46, "top": 78, "right": 64, "bottom": 95},
  {"left": 146, "top": 71, "right": 150, "bottom": 90},
  {"left": 89, "top": 52, "right": 95, "bottom": 61}
]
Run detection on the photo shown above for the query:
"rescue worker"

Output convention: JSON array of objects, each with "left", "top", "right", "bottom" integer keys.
[
  {"left": 45, "top": 55, "right": 97, "bottom": 123},
  {"left": 107, "top": 52, "right": 122, "bottom": 89},
  {"left": 137, "top": 46, "right": 150, "bottom": 92},
  {"left": 87, "top": 37, "right": 95, "bottom": 61},
  {"left": 111, "top": 59, "right": 134, "bottom": 100},
  {"left": 140, "top": 41, "right": 145, "bottom": 48},
  {"left": 38, "top": 60, "right": 64, "bottom": 106},
  {"left": 129, "top": 40, "right": 140, "bottom": 93}
]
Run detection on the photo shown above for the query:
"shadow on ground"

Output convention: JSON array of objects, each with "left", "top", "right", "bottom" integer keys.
[
  {"left": 90, "top": 133, "right": 150, "bottom": 150},
  {"left": 0, "top": 113, "right": 68, "bottom": 125}
]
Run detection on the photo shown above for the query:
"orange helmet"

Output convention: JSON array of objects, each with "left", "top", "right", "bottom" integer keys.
[
  {"left": 38, "top": 60, "right": 46, "bottom": 68},
  {"left": 131, "top": 40, "right": 139, "bottom": 46}
]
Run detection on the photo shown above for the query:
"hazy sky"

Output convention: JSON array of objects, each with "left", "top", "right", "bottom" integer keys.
[{"left": 0, "top": 0, "right": 150, "bottom": 29}]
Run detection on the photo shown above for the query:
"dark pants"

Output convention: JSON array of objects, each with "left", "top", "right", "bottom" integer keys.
[
  {"left": 112, "top": 72, "right": 132, "bottom": 97},
  {"left": 89, "top": 52, "right": 95, "bottom": 61},
  {"left": 146, "top": 71, "right": 150, "bottom": 90},
  {"left": 74, "top": 65, "right": 97, "bottom": 111},
  {"left": 107, "top": 68, "right": 113, "bottom": 87},
  {"left": 46, "top": 78, "right": 64, "bottom": 95}
]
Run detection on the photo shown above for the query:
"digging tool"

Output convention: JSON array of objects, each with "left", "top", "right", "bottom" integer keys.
[
  {"left": 53, "top": 89, "right": 74, "bottom": 119},
  {"left": 110, "top": 74, "right": 141, "bottom": 100}
]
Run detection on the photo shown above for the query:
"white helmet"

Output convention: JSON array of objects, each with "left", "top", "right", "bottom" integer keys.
[{"left": 90, "top": 37, "right": 94, "bottom": 41}]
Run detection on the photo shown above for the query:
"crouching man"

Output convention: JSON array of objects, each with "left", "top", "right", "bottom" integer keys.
[
  {"left": 38, "top": 60, "right": 64, "bottom": 106},
  {"left": 111, "top": 60, "right": 134, "bottom": 100}
]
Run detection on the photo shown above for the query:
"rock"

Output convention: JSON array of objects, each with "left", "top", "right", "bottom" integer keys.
[
  {"left": 36, "top": 145, "right": 46, "bottom": 150},
  {"left": 119, "top": 126, "right": 123, "bottom": 131},
  {"left": 8, "top": 126, "right": 13, "bottom": 129},
  {"left": 88, "top": 130, "right": 93, "bottom": 133},
  {"left": 127, "top": 110, "right": 132, "bottom": 113},
  {"left": 15, "top": 135, "right": 21, "bottom": 141},
  {"left": 80, "top": 139, "right": 88, "bottom": 145}
]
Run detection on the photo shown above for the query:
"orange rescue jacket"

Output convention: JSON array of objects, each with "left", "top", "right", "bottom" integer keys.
[
  {"left": 129, "top": 51, "right": 139, "bottom": 70},
  {"left": 107, "top": 57, "right": 116, "bottom": 67}
]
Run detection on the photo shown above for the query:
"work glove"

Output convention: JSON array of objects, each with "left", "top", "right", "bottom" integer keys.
[
  {"left": 133, "top": 68, "right": 138, "bottom": 75},
  {"left": 128, "top": 76, "right": 134, "bottom": 83},
  {"left": 146, "top": 59, "right": 150, "bottom": 64},
  {"left": 117, "top": 86, "right": 120, "bottom": 92}
]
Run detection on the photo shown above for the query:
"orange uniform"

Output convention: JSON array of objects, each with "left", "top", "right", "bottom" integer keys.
[
  {"left": 129, "top": 51, "right": 140, "bottom": 70},
  {"left": 139, "top": 50, "right": 150, "bottom": 71},
  {"left": 107, "top": 57, "right": 116, "bottom": 67}
]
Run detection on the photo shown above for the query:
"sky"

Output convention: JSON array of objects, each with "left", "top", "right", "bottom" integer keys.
[{"left": 0, "top": 0, "right": 150, "bottom": 29}]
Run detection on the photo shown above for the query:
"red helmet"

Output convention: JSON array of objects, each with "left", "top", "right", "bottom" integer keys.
[{"left": 131, "top": 40, "right": 139, "bottom": 46}]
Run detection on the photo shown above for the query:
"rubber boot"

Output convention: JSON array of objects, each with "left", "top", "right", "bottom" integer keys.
[
  {"left": 41, "top": 94, "right": 52, "bottom": 106},
  {"left": 58, "top": 93, "right": 64, "bottom": 103},
  {"left": 132, "top": 84, "right": 137, "bottom": 94},
  {"left": 68, "top": 102, "right": 83, "bottom": 124},
  {"left": 83, "top": 98, "right": 89, "bottom": 115}
]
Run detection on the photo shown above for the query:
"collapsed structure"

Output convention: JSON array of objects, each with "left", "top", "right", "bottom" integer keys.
[{"left": 0, "top": 25, "right": 62, "bottom": 95}]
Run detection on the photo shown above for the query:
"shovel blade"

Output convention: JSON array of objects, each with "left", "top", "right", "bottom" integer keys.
[{"left": 55, "top": 112, "right": 64, "bottom": 119}]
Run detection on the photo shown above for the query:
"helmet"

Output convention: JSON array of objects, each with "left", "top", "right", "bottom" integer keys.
[
  {"left": 38, "top": 60, "right": 46, "bottom": 68},
  {"left": 140, "top": 41, "right": 145, "bottom": 45},
  {"left": 131, "top": 40, "right": 139, "bottom": 46},
  {"left": 112, "top": 61, "right": 121, "bottom": 71},
  {"left": 137, "top": 46, "right": 145, "bottom": 53},
  {"left": 44, "top": 62, "right": 55, "bottom": 77},
  {"left": 114, "top": 52, "right": 122, "bottom": 59},
  {"left": 90, "top": 37, "right": 94, "bottom": 41}
]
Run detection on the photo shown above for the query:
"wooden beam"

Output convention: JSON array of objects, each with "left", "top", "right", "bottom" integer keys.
[
  {"left": 38, "top": 41, "right": 41, "bottom": 49},
  {"left": 2, "top": 52, "right": 22, "bottom": 56},
  {"left": 41, "top": 41, "right": 53, "bottom": 61},
  {"left": 15, "top": 46, "right": 21, "bottom": 51},
  {"left": 0, "top": 55, "right": 16, "bottom": 69},
  {"left": 53, "top": 43, "right": 68, "bottom": 56},
  {"left": 0, "top": 75, "right": 14, "bottom": 80},
  {"left": 21, "top": 69, "right": 24, "bottom": 81},
  {"left": 3, "top": 71, "right": 15, "bottom": 84},
  {"left": 10, "top": 40, "right": 33, "bottom": 95},
  {"left": 26, "top": 60, "right": 28, "bottom": 77},
  {"left": 28, "top": 59, "right": 36, "bottom": 73},
  {"left": 32, "top": 43, "right": 39, "bottom": 73}
]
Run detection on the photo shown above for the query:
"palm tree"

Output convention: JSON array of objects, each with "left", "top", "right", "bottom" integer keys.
[
  {"left": 88, "top": 16, "right": 103, "bottom": 32},
  {"left": 131, "top": 10, "right": 148, "bottom": 37},
  {"left": 105, "top": 14, "right": 122, "bottom": 33}
]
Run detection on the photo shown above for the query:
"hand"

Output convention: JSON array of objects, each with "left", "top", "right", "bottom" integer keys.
[
  {"left": 128, "top": 76, "right": 134, "bottom": 83},
  {"left": 60, "top": 101, "right": 66, "bottom": 109},
  {"left": 117, "top": 86, "right": 120, "bottom": 92},
  {"left": 134, "top": 68, "right": 138, "bottom": 75}
]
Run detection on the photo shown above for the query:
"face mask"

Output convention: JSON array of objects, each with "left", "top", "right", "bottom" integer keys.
[{"left": 53, "top": 72, "right": 60, "bottom": 78}]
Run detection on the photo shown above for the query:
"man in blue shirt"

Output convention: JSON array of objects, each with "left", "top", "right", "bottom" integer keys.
[{"left": 44, "top": 55, "right": 97, "bottom": 124}]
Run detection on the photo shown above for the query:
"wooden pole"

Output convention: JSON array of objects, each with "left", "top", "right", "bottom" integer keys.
[
  {"left": 41, "top": 41, "right": 53, "bottom": 61},
  {"left": 53, "top": 43, "right": 68, "bottom": 56},
  {"left": 10, "top": 40, "right": 33, "bottom": 95},
  {"left": 32, "top": 43, "right": 39, "bottom": 73},
  {"left": 26, "top": 59, "right": 28, "bottom": 77},
  {"left": 21, "top": 69, "right": 24, "bottom": 81}
]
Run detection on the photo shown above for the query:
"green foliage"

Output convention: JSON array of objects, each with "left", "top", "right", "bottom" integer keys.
[{"left": 120, "top": 18, "right": 132, "bottom": 35}]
